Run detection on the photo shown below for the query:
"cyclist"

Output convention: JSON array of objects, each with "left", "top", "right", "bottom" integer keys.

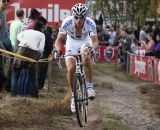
[{"left": 54, "top": 3, "right": 99, "bottom": 112}]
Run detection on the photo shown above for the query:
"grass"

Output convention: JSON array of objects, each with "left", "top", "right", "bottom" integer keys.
[
  {"left": 0, "top": 78, "right": 71, "bottom": 129},
  {"left": 0, "top": 96, "right": 71, "bottom": 129},
  {"left": 105, "top": 112, "right": 122, "bottom": 120},
  {"left": 93, "top": 63, "right": 141, "bottom": 83},
  {"left": 94, "top": 79, "right": 114, "bottom": 90},
  {"left": 102, "top": 112, "right": 131, "bottom": 130},
  {"left": 138, "top": 83, "right": 160, "bottom": 118},
  {"left": 101, "top": 121, "right": 132, "bottom": 130}
]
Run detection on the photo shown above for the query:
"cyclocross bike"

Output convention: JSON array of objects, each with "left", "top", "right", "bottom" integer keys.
[{"left": 65, "top": 51, "right": 94, "bottom": 127}]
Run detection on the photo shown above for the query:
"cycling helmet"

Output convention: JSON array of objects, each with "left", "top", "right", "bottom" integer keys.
[{"left": 71, "top": 3, "right": 88, "bottom": 16}]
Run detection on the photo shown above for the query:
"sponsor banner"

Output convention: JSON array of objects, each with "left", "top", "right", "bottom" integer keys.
[
  {"left": 129, "top": 53, "right": 154, "bottom": 81},
  {"left": 6, "top": 0, "right": 85, "bottom": 27},
  {"left": 61, "top": 45, "right": 118, "bottom": 63},
  {"left": 102, "top": 46, "right": 118, "bottom": 63},
  {"left": 135, "top": 47, "right": 146, "bottom": 56}
]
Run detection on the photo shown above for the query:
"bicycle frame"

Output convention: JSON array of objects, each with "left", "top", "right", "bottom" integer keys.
[
  {"left": 75, "top": 54, "right": 84, "bottom": 77},
  {"left": 66, "top": 53, "right": 88, "bottom": 127}
]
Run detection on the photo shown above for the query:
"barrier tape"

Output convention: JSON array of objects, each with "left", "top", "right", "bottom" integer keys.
[{"left": 0, "top": 49, "right": 53, "bottom": 63}]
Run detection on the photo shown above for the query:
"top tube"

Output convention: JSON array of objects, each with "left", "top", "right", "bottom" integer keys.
[{"left": 64, "top": 52, "right": 91, "bottom": 57}]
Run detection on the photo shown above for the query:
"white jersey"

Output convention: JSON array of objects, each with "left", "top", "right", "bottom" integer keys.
[
  {"left": 17, "top": 29, "right": 45, "bottom": 54},
  {"left": 59, "top": 16, "right": 97, "bottom": 40}
]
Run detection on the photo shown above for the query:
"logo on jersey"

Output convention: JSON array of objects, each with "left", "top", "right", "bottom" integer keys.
[
  {"left": 62, "top": 19, "right": 72, "bottom": 30},
  {"left": 86, "top": 20, "right": 96, "bottom": 31}
]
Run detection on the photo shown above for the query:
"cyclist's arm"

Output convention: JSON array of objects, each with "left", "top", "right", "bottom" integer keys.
[
  {"left": 54, "top": 33, "right": 66, "bottom": 51},
  {"left": 91, "top": 35, "right": 99, "bottom": 49}
]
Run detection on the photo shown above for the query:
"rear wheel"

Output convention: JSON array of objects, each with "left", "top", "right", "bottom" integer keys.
[{"left": 73, "top": 74, "right": 87, "bottom": 127}]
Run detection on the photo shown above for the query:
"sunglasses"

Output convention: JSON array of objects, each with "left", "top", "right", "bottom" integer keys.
[
  {"left": 2, "top": 0, "right": 9, "bottom": 3},
  {"left": 74, "top": 16, "right": 85, "bottom": 20}
]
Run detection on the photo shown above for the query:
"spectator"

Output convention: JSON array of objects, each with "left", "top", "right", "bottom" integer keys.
[
  {"left": 98, "top": 13, "right": 103, "bottom": 30},
  {"left": 153, "top": 24, "right": 160, "bottom": 44},
  {"left": 0, "top": 0, "right": 13, "bottom": 91},
  {"left": 5, "top": 8, "right": 24, "bottom": 92},
  {"left": 121, "top": 28, "right": 132, "bottom": 52},
  {"left": 93, "top": 15, "right": 99, "bottom": 25},
  {"left": 120, "top": 28, "right": 132, "bottom": 71},
  {"left": 37, "top": 16, "right": 53, "bottom": 89},
  {"left": 98, "top": 28, "right": 110, "bottom": 45},
  {"left": 130, "top": 38, "right": 140, "bottom": 55},
  {"left": 153, "top": 33, "right": 160, "bottom": 58},
  {"left": 134, "top": 25, "right": 140, "bottom": 41},
  {"left": 139, "top": 26, "right": 147, "bottom": 42},
  {"left": 20, "top": 8, "right": 40, "bottom": 31},
  {"left": 109, "top": 27, "right": 117, "bottom": 46},
  {"left": 11, "top": 21, "right": 45, "bottom": 97},
  {"left": 143, "top": 33, "right": 155, "bottom": 56},
  {"left": 13, "top": 8, "right": 40, "bottom": 94},
  {"left": 10, "top": 8, "right": 24, "bottom": 51}
]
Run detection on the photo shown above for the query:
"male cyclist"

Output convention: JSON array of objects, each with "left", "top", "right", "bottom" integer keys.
[{"left": 54, "top": 3, "right": 99, "bottom": 112}]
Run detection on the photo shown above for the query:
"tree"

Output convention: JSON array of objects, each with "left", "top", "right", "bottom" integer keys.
[{"left": 94, "top": 0, "right": 159, "bottom": 26}]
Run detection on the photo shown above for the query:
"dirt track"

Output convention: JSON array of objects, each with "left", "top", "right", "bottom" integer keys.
[
  {"left": 1, "top": 63, "right": 160, "bottom": 130},
  {"left": 94, "top": 76, "right": 160, "bottom": 130},
  {"left": 56, "top": 71, "right": 160, "bottom": 130}
]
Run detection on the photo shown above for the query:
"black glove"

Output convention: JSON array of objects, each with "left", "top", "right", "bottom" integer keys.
[{"left": 54, "top": 50, "right": 62, "bottom": 59}]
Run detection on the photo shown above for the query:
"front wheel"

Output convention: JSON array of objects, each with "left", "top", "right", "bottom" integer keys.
[{"left": 73, "top": 74, "right": 88, "bottom": 127}]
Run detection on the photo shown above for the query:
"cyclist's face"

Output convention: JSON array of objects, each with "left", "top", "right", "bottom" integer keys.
[{"left": 74, "top": 15, "right": 86, "bottom": 28}]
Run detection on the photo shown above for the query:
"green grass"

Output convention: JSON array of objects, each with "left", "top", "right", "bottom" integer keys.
[
  {"left": 101, "top": 121, "right": 132, "bottom": 130},
  {"left": 93, "top": 63, "right": 140, "bottom": 83},
  {"left": 105, "top": 112, "right": 122, "bottom": 120}
]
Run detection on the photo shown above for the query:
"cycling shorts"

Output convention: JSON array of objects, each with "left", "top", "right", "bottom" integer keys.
[{"left": 65, "top": 35, "right": 92, "bottom": 58}]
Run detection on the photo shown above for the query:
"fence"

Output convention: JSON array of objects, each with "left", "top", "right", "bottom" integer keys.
[
  {"left": 63, "top": 45, "right": 160, "bottom": 85},
  {"left": 61, "top": 45, "right": 118, "bottom": 64},
  {"left": 128, "top": 52, "right": 160, "bottom": 84}
]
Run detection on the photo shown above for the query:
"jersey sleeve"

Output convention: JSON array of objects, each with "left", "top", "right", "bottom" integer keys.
[
  {"left": 59, "top": 17, "right": 72, "bottom": 35},
  {"left": 88, "top": 19, "right": 97, "bottom": 36}
]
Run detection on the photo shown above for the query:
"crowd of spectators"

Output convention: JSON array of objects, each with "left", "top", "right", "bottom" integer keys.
[
  {"left": 94, "top": 14, "right": 160, "bottom": 71},
  {"left": 0, "top": 1, "right": 59, "bottom": 97}
]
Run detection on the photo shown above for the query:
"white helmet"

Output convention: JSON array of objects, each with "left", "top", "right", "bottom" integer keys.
[{"left": 71, "top": 3, "right": 88, "bottom": 17}]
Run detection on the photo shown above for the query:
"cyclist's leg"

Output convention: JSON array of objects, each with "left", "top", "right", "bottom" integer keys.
[
  {"left": 85, "top": 60, "right": 95, "bottom": 98},
  {"left": 82, "top": 49, "right": 93, "bottom": 82},
  {"left": 65, "top": 57, "right": 76, "bottom": 91},
  {"left": 65, "top": 57, "right": 76, "bottom": 112},
  {"left": 65, "top": 35, "right": 83, "bottom": 91},
  {"left": 81, "top": 45, "right": 95, "bottom": 98},
  {"left": 65, "top": 36, "right": 82, "bottom": 112}
]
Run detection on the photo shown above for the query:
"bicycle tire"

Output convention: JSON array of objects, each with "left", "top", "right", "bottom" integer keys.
[
  {"left": 81, "top": 76, "right": 88, "bottom": 123},
  {"left": 73, "top": 74, "right": 87, "bottom": 127}
]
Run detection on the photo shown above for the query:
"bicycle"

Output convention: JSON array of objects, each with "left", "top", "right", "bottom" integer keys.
[
  {"left": 55, "top": 49, "right": 95, "bottom": 127},
  {"left": 65, "top": 51, "right": 95, "bottom": 127}
]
